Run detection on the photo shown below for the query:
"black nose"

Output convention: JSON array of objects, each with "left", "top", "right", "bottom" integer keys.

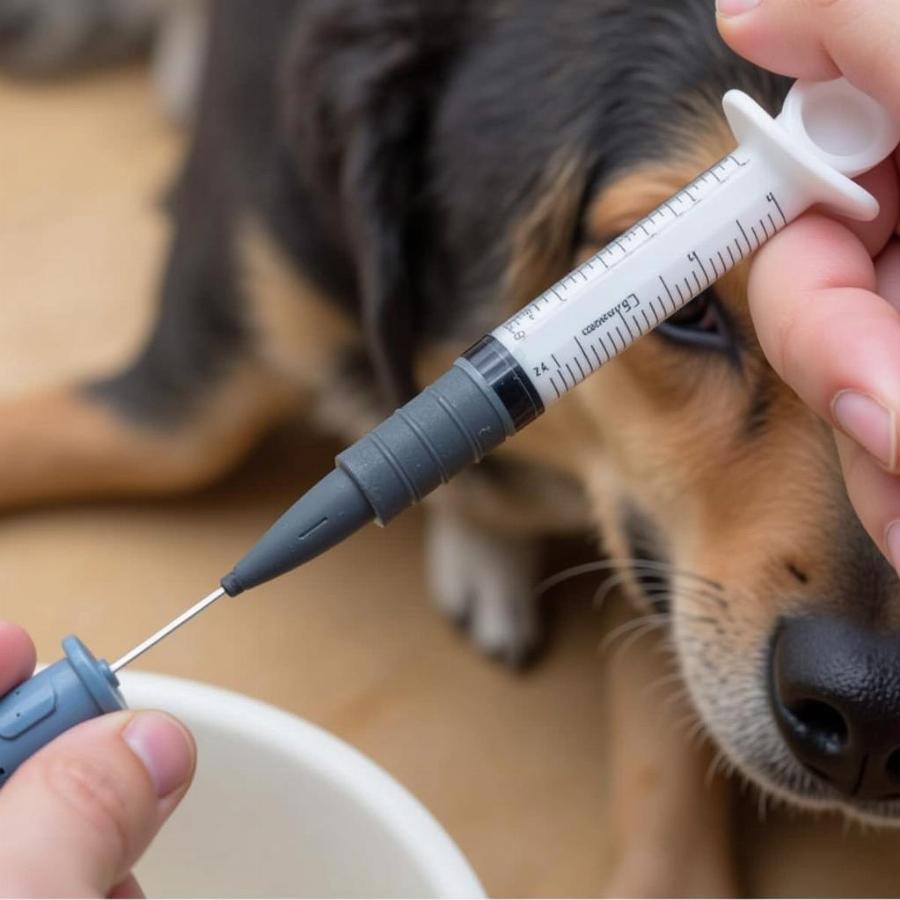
[{"left": 770, "top": 615, "right": 900, "bottom": 800}]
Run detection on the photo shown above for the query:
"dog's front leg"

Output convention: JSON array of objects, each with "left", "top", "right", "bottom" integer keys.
[
  {"left": 604, "top": 607, "right": 738, "bottom": 898},
  {"left": 424, "top": 504, "right": 542, "bottom": 667},
  {"left": 0, "top": 365, "right": 292, "bottom": 511},
  {"left": 0, "top": 202, "right": 303, "bottom": 511}
]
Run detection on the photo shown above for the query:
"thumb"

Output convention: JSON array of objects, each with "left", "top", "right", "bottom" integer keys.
[
  {"left": 0, "top": 710, "right": 195, "bottom": 898},
  {"left": 716, "top": 0, "right": 900, "bottom": 123}
]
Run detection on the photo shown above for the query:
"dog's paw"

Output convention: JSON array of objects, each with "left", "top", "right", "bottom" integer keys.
[{"left": 425, "top": 511, "right": 541, "bottom": 667}]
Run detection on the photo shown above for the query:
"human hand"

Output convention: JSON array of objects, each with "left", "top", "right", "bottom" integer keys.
[
  {"left": 0, "top": 622, "right": 195, "bottom": 898},
  {"left": 717, "top": 0, "right": 900, "bottom": 567}
]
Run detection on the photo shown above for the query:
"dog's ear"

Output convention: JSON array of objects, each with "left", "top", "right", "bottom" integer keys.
[{"left": 283, "top": 1, "right": 465, "bottom": 405}]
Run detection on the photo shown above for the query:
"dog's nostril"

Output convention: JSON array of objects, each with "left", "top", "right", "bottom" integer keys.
[
  {"left": 771, "top": 615, "right": 900, "bottom": 799},
  {"left": 788, "top": 699, "right": 848, "bottom": 750}
]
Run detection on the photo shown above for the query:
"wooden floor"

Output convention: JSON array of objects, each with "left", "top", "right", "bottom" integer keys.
[{"left": 2, "top": 65, "right": 900, "bottom": 897}]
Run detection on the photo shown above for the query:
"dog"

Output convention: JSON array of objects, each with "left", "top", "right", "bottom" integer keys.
[{"left": 3, "top": 0, "right": 900, "bottom": 894}]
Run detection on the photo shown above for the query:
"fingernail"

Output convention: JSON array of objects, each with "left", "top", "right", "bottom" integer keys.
[
  {"left": 123, "top": 712, "right": 194, "bottom": 798},
  {"left": 832, "top": 391, "right": 897, "bottom": 470},
  {"left": 716, "top": 0, "right": 761, "bottom": 15},
  {"left": 886, "top": 521, "right": 900, "bottom": 571}
]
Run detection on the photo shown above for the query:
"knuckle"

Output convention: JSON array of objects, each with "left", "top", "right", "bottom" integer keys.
[{"left": 38, "top": 754, "right": 133, "bottom": 861}]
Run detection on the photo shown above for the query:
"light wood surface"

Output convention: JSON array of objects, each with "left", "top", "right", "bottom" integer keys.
[{"left": 3, "top": 65, "right": 900, "bottom": 897}]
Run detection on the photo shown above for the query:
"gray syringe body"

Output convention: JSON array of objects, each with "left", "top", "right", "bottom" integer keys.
[{"left": 220, "top": 337, "right": 541, "bottom": 595}]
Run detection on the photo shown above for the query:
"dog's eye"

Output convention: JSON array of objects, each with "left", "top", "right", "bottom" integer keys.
[{"left": 655, "top": 291, "right": 730, "bottom": 351}]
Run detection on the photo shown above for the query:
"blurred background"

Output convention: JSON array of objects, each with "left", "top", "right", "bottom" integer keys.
[{"left": 2, "top": 2, "right": 900, "bottom": 896}]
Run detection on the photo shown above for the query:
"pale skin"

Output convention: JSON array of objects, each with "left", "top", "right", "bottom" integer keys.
[
  {"left": 717, "top": 0, "right": 900, "bottom": 571},
  {"left": 0, "top": 622, "right": 195, "bottom": 898}
]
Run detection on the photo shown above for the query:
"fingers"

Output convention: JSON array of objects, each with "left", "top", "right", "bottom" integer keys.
[
  {"left": 0, "top": 710, "right": 195, "bottom": 898},
  {"left": 0, "top": 623, "right": 36, "bottom": 691},
  {"left": 749, "top": 212, "right": 900, "bottom": 567},
  {"left": 748, "top": 213, "right": 900, "bottom": 471},
  {"left": 717, "top": 0, "right": 900, "bottom": 122},
  {"left": 836, "top": 432, "right": 900, "bottom": 568}
]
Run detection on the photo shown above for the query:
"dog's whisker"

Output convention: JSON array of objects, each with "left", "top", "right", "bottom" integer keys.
[
  {"left": 704, "top": 749, "right": 728, "bottom": 787},
  {"left": 640, "top": 680, "right": 692, "bottom": 710},
  {"left": 592, "top": 570, "right": 646, "bottom": 609},
  {"left": 687, "top": 718, "right": 711, "bottom": 752},
  {"left": 609, "top": 619, "right": 672, "bottom": 667},
  {"left": 599, "top": 613, "right": 669, "bottom": 656},
  {"left": 537, "top": 558, "right": 721, "bottom": 597},
  {"left": 644, "top": 670, "right": 685, "bottom": 698}
]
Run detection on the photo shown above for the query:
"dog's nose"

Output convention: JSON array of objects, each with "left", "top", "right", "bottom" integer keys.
[{"left": 770, "top": 615, "right": 900, "bottom": 800}]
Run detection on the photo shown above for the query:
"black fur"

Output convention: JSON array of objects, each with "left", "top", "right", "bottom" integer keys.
[{"left": 91, "top": 0, "right": 792, "bottom": 425}]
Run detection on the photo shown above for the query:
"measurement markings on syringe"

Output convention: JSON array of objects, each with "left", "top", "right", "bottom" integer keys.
[
  {"left": 500, "top": 152, "right": 750, "bottom": 342},
  {"left": 491, "top": 151, "right": 803, "bottom": 409},
  {"left": 528, "top": 189, "right": 789, "bottom": 390}
]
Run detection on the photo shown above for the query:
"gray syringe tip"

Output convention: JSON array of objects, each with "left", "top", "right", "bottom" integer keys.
[
  {"left": 220, "top": 352, "right": 532, "bottom": 596},
  {"left": 220, "top": 466, "right": 375, "bottom": 596}
]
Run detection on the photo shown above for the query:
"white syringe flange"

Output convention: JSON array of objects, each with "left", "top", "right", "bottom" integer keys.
[{"left": 726, "top": 77, "right": 900, "bottom": 222}]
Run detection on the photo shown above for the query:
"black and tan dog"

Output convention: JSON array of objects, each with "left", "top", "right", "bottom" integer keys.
[{"left": 4, "top": 0, "right": 900, "bottom": 893}]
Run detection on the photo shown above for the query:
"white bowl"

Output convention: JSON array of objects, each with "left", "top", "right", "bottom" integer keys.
[{"left": 117, "top": 671, "right": 484, "bottom": 898}]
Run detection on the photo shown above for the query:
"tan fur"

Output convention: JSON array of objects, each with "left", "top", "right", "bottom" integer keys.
[
  {"left": 604, "top": 609, "right": 737, "bottom": 898},
  {"left": 502, "top": 152, "right": 588, "bottom": 316},
  {"left": 0, "top": 366, "right": 291, "bottom": 510}
]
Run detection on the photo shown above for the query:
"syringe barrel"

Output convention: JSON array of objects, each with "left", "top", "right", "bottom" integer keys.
[
  {"left": 491, "top": 148, "right": 803, "bottom": 409},
  {"left": 0, "top": 637, "right": 124, "bottom": 787}
]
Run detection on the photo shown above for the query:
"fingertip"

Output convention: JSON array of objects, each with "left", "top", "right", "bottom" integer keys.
[
  {"left": 123, "top": 711, "right": 196, "bottom": 801},
  {"left": 0, "top": 622, "right": 37, "bottom": 690},
  {"left": 836, "top": 432, "right": 900, "bottom": 569},
  {"left": 715, "top": 0, "right": 761, "bottom": 19},
  {"left": 716, "top": 3, "right": 840, "bottom": 81}
]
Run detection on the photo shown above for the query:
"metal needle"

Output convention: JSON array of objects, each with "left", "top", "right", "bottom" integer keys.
[{"left": 109, "top": 586, "right": 227, "bottom": 673}]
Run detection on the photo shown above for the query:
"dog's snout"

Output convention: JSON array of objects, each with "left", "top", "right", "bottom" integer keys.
[{"left": 770, "top": 615, "right": 900, "bottom": 801}]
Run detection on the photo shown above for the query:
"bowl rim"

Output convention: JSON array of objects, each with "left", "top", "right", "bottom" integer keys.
[{"left": 118, "top": 668, "right": 485, "bottom": 899}]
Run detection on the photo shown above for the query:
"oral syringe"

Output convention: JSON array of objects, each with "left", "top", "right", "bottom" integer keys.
[
  {"left": 0, "top": 77, "right": 896, "bottom": 785},
  {"left": 218, "top": 77, "right": 900, "bottom": 595}
]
